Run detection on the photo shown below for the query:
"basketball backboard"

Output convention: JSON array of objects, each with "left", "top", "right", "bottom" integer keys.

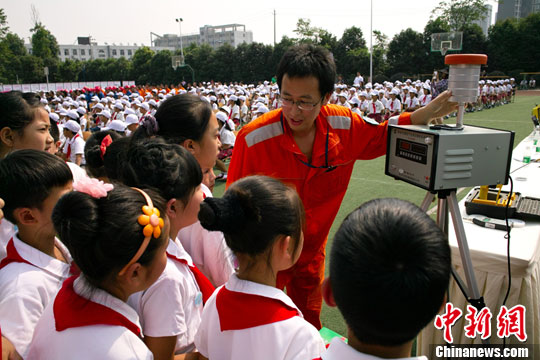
[
  {"left": 171, "top": 55, "right": 185, "bottom": 70},
  {"left": 431, "top": 32, "right": 463, "bottom": 55}
]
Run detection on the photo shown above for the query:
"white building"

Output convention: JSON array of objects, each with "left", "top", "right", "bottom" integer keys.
[
  {"left": 473, "top": 4, "right": 493, "bottom": 37},
  {"left": 25, "top": 41, "right": 175, "bottom": 62},
  {"left": 154, "top": 24, "right": 253, "bottom": 50}
]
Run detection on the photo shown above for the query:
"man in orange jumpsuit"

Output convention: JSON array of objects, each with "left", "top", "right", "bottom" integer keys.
[{"left": 226, "top": 44, "right": 457, "bottom": 329}]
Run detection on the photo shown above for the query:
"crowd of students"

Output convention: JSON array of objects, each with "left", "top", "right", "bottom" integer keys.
[{"left": 0, "top": 45, "right": 466, "bottom": 360}]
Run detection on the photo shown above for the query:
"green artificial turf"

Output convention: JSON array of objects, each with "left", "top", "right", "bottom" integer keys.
[{"left": 213, "top": 93, "right": 540, "bottom": 337}]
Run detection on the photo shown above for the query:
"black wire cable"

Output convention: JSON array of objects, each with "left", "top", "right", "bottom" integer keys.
[{"left": 502, "top": 175, "right": 514, "bottom": 348}]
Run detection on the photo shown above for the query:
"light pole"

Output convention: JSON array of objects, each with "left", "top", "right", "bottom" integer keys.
[
  {"left": 175, "top": 18, "right": 184, "bottom": 62},
  {"left": 369, "top": 0, "right": 373, "bottom": 84}
]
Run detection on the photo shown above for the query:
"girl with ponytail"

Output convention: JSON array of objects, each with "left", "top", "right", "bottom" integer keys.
[
  {"left": 194, "top": 175, "right": 325, "bottom": 360},
  {"left": 27, "top": 185, "right": 169, "bottom": 360}
]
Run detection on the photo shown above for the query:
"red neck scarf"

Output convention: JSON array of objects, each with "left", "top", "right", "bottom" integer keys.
[
  {"left": 0, "top": 238, "right": 80, "bottom": 276},
  {"left": 166, "top": 253, "right": 215, "bottom": 304},
  {"left": 216, "top": 286, "right": 299, "bottom": 331},
  {"left": 66, "top": 133, "right": 80, "bottom": 160},
  {"left": 54, "top": 276, "right": 141, "bottom": 337},
  {"left": 0, "top": 238, "right": 33, "bottom": 270}
]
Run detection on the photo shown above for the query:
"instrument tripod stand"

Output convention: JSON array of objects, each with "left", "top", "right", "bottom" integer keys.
[{"left": 421, "top": 189, "right": 489, "bottom": 344}]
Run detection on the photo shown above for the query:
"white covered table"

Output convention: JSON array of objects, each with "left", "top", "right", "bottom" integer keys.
[{"left": 417, "top": 133, "right": 540, "bottom": 357}]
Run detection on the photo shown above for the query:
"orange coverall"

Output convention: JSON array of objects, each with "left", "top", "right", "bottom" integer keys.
[{"left": 226, "top": 104, "right": 412, "bottom": 329}]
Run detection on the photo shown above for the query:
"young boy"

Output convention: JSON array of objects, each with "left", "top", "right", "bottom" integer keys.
[
  {"left": 321, "top": 198, "right": 451, "bottom": 359},
  {"left": 0, "top": 150, "right": 74, "bottom": 358},
  {"left": 62, "top": 119, "right": 85, "bottom": 166}
]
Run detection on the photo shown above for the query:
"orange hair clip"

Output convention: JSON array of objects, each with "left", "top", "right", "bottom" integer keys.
[{"left": 118, "top": 188, "right": 164, "bottom": 276}]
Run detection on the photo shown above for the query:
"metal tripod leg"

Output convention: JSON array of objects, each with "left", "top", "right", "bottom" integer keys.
[
  {"left": 426, "top": 190, "right": 489, "bottom": 344},
  {"left": 446, "top": 191, "right": 486, "bottom": 311}
]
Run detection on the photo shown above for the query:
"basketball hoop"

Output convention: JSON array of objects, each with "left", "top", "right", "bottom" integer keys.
[{"left": 431, "top": 32, "right": 463, "bottom": 56}]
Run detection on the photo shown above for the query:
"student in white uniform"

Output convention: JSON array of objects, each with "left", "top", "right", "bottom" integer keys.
[
  {"left": 62, "top": 120, "right": 85, "bottom": 166},
  {"left": 132, "top": 95, "right": 235, "bottom": 287},
  {"left": 123, "top": 139, "right": 213, "bottom": 359},
  {"left": 318, "top": 198, "right": 450, "bottom": 360},
  {"left": 195, "top": 175, "right": 326, "bottom": 360},
  {"left": 0, "top": 150, "right": 74, "bottom": 358},
  {"left": 0, "top": 91, "right": 55, "bottom": 260},
  {"left": 27, "top": 185, "right": 169, "bottom": 360}
]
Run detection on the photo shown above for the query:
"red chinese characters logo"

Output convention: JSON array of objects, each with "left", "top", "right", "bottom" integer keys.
[
  {"left": 434, "top": 302, "right": 463, "bottom": 343},
  {"left": 435, "top": 303, "right": 527, "bottom": 343},
  {"left": 464, "top": 305, "right": 492, "bottom": 340},
  {"left": 497, "top": 305, "right": 527, "bottom": 342}
]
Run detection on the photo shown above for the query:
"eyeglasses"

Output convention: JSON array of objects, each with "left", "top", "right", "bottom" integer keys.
[{"left": 279, "top": 96, "right": 323, "bottom": 111}]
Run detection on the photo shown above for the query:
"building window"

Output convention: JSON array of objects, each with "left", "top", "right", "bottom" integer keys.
[
  {"left": 128, "top": 49, "right": 132, "bottom": 55},
  {"left": 120, "top": 49, "right": 125, "bottom": 55},
  {"left": 99, "top": 54, "right": 106, "bottom": 58},
  {"left": 64, "top": 49, "right": 69, "bottom": 55},
  {"left": 112, "top": 49, "right": 117, "bottom": 56},
  {"left": 72, "top": 49, "right": 77, "bottom": 55},
  {"left": 81, "top": 49, "right": 85, "bottom": 55}
]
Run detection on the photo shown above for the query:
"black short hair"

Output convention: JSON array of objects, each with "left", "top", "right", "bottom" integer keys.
[
  {"left": 131, "top": 94, "right": 213, "bottom": 145},
  {"left": 330, "top": 198, "right": 451, "bottom": 346},
  {"left": 276, "top": 44, "right": 336, "bottom": 97},
  {"left": 53, "top": 185, "right": 167, "bottom": 286},
  {"left": 84, "top": 130, "right": 121, "bottom": 179},
  {"left": 199, "top": 175, "right": 304, "bottom": 257},
  {"left": 122, "top": 138, "right": 202, "bottom": 206},
  {"left": 0, "top": 149, "right": 73, "bottom": 224},
  {"left": 49, "top": 119, "right": 60, "bottom": 142}
]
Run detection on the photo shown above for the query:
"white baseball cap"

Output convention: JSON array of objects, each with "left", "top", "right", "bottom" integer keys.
[
  {"left": 103, "top": 120, "right": 126, "bottom": 133},
  {"left": 64, "top": 120, "right": 81, "bottom": 133},
  {"left": 125, "top": 114, "right": 139, "bottom": 125},
  {"left": 97, "top": 110, "right": 111, "bottom": 119},
  {"left": 216, "top": 111, "right": 228, "bottom": 123}
]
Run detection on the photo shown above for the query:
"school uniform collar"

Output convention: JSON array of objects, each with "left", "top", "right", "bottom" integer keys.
[
  {"left": 166, "top": 238, "right": 193, "bottom": 266},
  {"left": 201, "top": 183, "right": 212, "bottom": 199},
  {"left": 322, "top": 338, "right": 428, "bottom": 360},
  {"left": 2, "top": 234, "right": 72, "bottom": 278},
  {"left": 225, "top": 273, "right": 301, "bottom": 315},
  {"left": 54, "top": 275, "right": 142, "bottom": 337},
  {"left": 217, "top": 274, "right": 301, "bottom": 331}
]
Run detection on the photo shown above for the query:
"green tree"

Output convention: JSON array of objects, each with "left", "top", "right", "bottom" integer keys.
[
  {"left": 372, "top": 30, "right": 389, "bottom": 77},
  {"left": 318, "top": 29, "right": 338, "bottom": 53},
  {"left": 387, "top": 28, "right": 425, "bottom": 75},
  {"left": 269, "top": 36, "right": 295, "bottom": 77},
  {"left": 149, "top": 50, "right": 174, "bottom": 84},
  {"left": 431, "top": 0, "right": 489, "bottom": 31},
  {"left": 517, "top": 12, "right": 540, "bottom": 72},
  {"left": 335, "top": 27, "right": 368, "bottom": 82},
  {"left": 131, "top": 46, "right": 154, "bottom": 84},
  {"left": 293, "top": 18, "right": 322, "bottom": 43},
  {"left": 30, "top": 23, "right": 59, "bottom": 59},
  {"left": 57, "top": 59, "right": 82, "bottom": 82},
  {"left": 461, "top": 23, "right": 486, "bottom": 54},
  {"left": 19, "top": 55, "right": 44, "bottom": 83},
  {"left": 211, "top": 43, "right": 235, "bottom": 82},
  {"left": 4, "top": 33, "right": 26, "bottom": 56},
  {"left": 486, "top": 17, "right": 519, "bottom": 72},
  {"left": 0, "top": 8, "right": 9, "bottom": 39}
]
